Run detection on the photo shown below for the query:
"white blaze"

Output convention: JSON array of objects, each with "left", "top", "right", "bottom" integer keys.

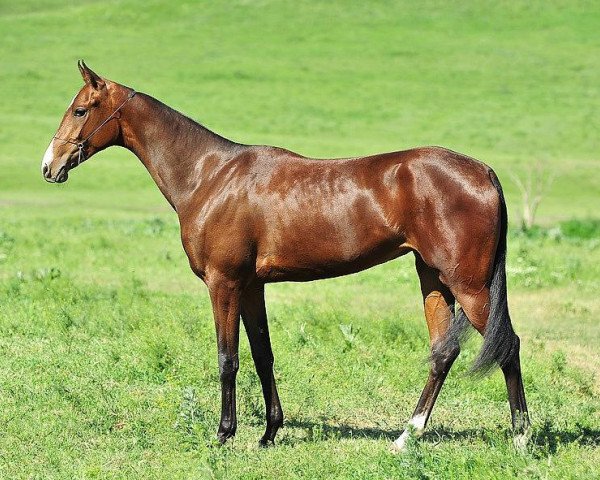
[
  {"left": 41, "top": 94, "right": 76, "bottom": 173},
  {"left": 41, "top": 139, "right": 55, "bottom": 172}
]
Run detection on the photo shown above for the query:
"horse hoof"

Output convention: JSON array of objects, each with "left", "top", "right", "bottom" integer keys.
[
  {"left": 217, "top": 431, "right": 235, "bottom": 445},
  {"left": 259, "top": 438, "right": 275, "bottom": 448},
  {"left": 390, "top": 441, "right": 410, "bottom": 454},
  {"left": 390, "top": 433, "right": 411, "bottom": 454}
]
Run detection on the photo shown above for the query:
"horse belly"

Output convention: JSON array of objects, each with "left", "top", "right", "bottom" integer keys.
[{"left": 255, "top": 222, "right": 409, "bottom": 282}]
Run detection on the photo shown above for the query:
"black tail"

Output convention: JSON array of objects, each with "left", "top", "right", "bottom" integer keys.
[{"left": 470, "top": 171, "right": 519, "bottom": 375}]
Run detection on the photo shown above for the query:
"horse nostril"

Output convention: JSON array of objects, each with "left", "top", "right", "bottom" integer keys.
[{"left": 42, "top": 164, "right": 50, "bottom": 177}]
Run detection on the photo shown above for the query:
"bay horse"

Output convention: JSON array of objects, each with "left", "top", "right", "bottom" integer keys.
[{"left": 41, "top": 61, "right": 529, "bottom": 451}]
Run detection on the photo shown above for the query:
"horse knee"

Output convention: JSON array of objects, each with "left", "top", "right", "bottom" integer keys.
[{"left": 219, "top": 352, "right": 239, "bottom": 381}]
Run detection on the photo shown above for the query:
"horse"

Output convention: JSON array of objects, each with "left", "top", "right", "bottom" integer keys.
[{"left": 41, "top": 61, "right": 529, "bottom": 451}]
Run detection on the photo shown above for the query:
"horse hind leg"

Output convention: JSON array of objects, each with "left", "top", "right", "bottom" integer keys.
[
  {"left": 450, "top": 282, "right": 530, "bottom": 444},
  {"left": 502, "top": 336, "right": 530, "bottom": 449},
  {"left": 392, "top": 254, "right": 468, "bottom": 452}
]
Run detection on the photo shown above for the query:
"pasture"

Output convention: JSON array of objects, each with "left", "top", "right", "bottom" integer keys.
[{"left": 1, "top": 1, "right": 599, "bottom": 478}]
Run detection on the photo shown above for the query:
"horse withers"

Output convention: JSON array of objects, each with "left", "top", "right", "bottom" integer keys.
[{"left": 41, "top": 61, "right": 529, "bottom": 450}]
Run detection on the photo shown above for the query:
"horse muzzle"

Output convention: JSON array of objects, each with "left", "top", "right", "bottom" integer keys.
[
  {"left": 42, "top": 158, "right": 71, "bottom": 183},
  {"left": 42, "top": 148, "right": 82, "bottom": 183}
]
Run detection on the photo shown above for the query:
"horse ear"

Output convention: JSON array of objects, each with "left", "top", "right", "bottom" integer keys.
[{"left": 78, "top": 60, "right": 105, "bottom": 90}]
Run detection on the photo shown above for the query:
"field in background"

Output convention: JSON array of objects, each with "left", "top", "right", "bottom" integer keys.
[{"left": 1, "top": 1, "right": 599, "bottom": 478}]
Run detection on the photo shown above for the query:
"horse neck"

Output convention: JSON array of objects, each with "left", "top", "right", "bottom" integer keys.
[{"left": 118, "top": 91, "right": 239, "bottom": 211}]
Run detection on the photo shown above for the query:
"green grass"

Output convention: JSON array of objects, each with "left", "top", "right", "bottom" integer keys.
[{"left": 1, "top": 1, "right": 599, "bottom": 478}]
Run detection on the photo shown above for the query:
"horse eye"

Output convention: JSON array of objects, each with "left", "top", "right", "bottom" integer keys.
[{"left": 74, "top": 107, "right": 87, "bottom": 117}]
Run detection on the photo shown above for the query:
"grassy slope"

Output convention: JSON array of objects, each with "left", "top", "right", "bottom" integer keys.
[
  {"left": 2, "top": 0, "right": 599, "bottom": 218},
  {"left": 0, "top": 1, "right": 599, "bottom": 478}
]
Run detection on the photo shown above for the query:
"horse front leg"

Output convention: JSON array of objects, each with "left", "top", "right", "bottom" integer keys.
[
  {"left": 241, "top": 282, "right": 284, "bottom": 446},
  {"left": 207, "top": 275, "right": 242, "bottom": 444}
]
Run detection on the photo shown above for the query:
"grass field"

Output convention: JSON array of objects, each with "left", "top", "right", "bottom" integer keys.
[{"left": 1, "top": 1, "right": 599, "bottom": 478}]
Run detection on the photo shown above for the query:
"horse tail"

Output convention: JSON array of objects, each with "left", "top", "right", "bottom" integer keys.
[{"left": 470, "top": 170, "right": 519, "bottom": 374}]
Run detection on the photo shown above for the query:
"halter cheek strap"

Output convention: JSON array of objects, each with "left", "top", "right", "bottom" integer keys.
[{"left": 54, "top": 89, "right": 136, "bottom": 165}]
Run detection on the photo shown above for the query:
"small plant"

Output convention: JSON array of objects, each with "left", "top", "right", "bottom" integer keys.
[
  {"left": 34, "top": 267, "right": 62, "bottom": 282},
  {"left": 551, "top": 351, "right": 567, "bottom": 374},
  {"left": 510, "top": 160, "right": 555, "bottom": 230},
  {"left": 175, "top": 386, "right": 212, "bottom": 450},
  {"left": 339, "top": 323, "right": 360, "bottom": 350},
  {"left": 176, "top": 387, "right": 202, "bottom": 433},
  {"left": 296, "top": 322, "right": 313, "bottom": 346}
]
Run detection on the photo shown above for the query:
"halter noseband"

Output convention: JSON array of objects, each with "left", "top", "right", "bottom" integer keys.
[{"left": 54, "top": 89, "right": 136, "bottom": 166}]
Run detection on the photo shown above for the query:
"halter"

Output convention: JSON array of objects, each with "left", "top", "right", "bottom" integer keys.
[{"left": 53, "top": 89, "right": 136, "bottom": 166}]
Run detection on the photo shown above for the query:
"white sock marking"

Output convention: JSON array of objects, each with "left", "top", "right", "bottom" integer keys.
[{"left": 391, "top": 413, "right": 427, "bottom": 452}]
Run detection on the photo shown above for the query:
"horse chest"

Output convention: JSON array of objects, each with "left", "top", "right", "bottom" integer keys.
[{"left": 180, "top": 217, "right": 255, "bottom": 281}]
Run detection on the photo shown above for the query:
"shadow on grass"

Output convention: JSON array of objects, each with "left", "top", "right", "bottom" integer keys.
[
  {"left": 420, "top": 426, "right": 490, "bottom": 444},
  {"left": 284, "top": 418, "right": 399, "bottom": 442},
  {"left": 285, "top": 418, "right": 489, "bottom": 444},
  {"left": 528, "top": 420, "right": 600, "bottom": 455},
  {"left": 421, "top": 423, "right": 600, "bottom": 449},
  {"left": 283, "top": 418, "right": 600, "bottom": 452}
]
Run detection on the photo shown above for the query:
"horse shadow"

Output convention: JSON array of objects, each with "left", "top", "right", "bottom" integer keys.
[
  {"left": 283, "top": 418, "right": 400, "bottom": 442},
  {"left": 282, "top": 417, "right": 600, "bottom": 453},
  {"left": 526, "top": 419, "right": 600, "bottom": 455}
]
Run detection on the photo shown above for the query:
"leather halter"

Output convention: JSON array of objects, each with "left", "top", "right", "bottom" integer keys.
[{"left": 54, "top": 89, "right": 136, "bottom": 166}]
